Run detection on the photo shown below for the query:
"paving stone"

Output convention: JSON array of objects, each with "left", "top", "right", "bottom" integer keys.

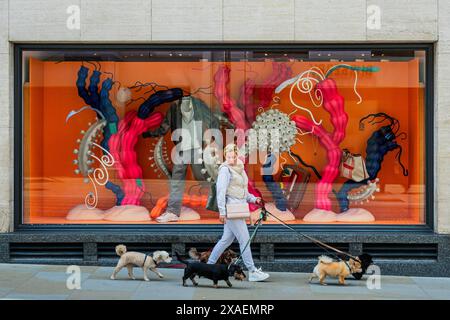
[
  {"left": 309, "top": 293, "right": 400, "bottom": 300},
  {"left": 69, "top": 290, "right": 133, "bottom": 300},
  {"left": 0, "top": 263, "right": 44, "bottom": 272},
  {"left": 369, "top": 284, "right": 429, "bottom": 299},
  {"left": 2, "top": 292, "right": 69, "bottom": 300},
  {"left": 89, "top": 266, "right": 180, "bottom": 282},
  {"left": 419, "top": 288, "right": 450, "bottom": 299},
  {"left": 133, "top": 283, "right": 195, "bottom": 300},
  {"left": 34, "top": 271, "right": 90, "bottom": 283},
  {"left": 0, "top": 287, "right": 13, "bottom": 298},
  {"left": 378, "top": 275, "right": 417, "bottom": 285},
  {"left": 411, "top": 277, "right": 450, "bottom": 299},
  {"left": 195, "top": 284, "right": 314, "bottom": 300},
  {"left": 411, "top": 276, "right": 450, "bottom": 290},
  {"left": 81, "top": 278, "right": 142, "bottom": 292},
  {"left": 43, "top": 265, "right": 98, "bottom": 273},
  {"left": 12, "top": 278, "right": 76, "bottom": 296},
  {"left": 0, "top": 268, "right": 39, "bottom": 288}
]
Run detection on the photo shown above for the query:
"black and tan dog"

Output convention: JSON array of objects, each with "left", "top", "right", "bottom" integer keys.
[
  {"left": 176, "top": 252, "right": 246, "bottom": 288},
  {"left": 188, "top": 247, "right": 237, "bottom": 265}
]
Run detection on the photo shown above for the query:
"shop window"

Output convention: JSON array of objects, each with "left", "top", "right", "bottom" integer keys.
[{"left": 18, "top": 46, "right": 429, "bottom": 226}]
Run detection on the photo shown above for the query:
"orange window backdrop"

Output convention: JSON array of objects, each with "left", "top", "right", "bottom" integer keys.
[{"left": 22, "top": 52, "right": 426, "bottom": 225}]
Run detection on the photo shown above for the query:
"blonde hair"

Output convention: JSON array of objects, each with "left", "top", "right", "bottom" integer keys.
[{"left": 224, "top": 143, "right": 238, "bottom": 155}]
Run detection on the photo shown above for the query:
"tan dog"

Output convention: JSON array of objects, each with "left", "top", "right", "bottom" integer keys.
[
  {"left": 309, "top": 255, "right": 362, "bottom": 285},
  {"left": 111, "top": 244, "right": 172, "bottom": 281}
]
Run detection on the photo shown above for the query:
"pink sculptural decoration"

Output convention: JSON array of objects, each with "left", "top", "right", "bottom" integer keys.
[
  {"left": 108, "top": 111, "right": 164, "bottom": 206},
  {"left": 292, "top": 78, "right": 348, "bottom": 216},
  {"left": 108, "top": 88, "right": 183, "bottom": 206}
]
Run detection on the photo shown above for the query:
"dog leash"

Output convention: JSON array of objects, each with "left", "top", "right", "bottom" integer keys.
[
  {"left": 262, "top": 207, "right": 360, "bottom": 262},
  {"left": 231, "top": 210, "right": 266, "bottom": 268},
  {"left": 232, "top": 206, "right": 358, "bottom": 268}
]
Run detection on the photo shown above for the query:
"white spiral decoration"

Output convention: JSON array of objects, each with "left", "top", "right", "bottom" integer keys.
[
  {"left": 84, "top": 142, "right": 116, "bottom": 210},
  {"left": 94, "top": 142, "right": 115, "bottom": 166},
  {"left": 289, "top": 69, "right": 325, "bottom": 125},
  {"left": 84, "top": 177, "right": 98, "bottom": 209}
]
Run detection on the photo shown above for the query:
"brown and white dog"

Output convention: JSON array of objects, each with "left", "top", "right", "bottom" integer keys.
[
  {"left": 188, "top": 247, "right": 237, "bottom": 265},
  {"left": 309, "top": 255, "right": 363, "bottom": 285},
  {"left": 111, "top": 244, "right": 172, "bottom": 281}
]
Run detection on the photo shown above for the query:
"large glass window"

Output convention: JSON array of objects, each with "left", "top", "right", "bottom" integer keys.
[{"left": 19, "top": 46, "right": 429, "bottom": 225}]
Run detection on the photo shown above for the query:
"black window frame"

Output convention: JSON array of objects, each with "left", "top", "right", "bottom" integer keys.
[{"left": 13, "top": 43, "right": 435, "bottom": 233}]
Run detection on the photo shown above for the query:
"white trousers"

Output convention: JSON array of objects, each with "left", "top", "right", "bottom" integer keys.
[{"left": 207, "top": 218, "right": 256, "bottom": 272}]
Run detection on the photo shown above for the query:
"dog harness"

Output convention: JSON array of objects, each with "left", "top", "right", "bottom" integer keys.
[
  {"left": 343, "top": 260, "right": 352, "bottom": 273},
  {"left": 142, "top": 254, "right": 148, "bottom": 267}
]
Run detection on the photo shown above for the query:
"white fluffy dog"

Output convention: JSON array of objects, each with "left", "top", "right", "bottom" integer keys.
[{"left": 111, "top": 244, "right": 172, "bottom": 281}]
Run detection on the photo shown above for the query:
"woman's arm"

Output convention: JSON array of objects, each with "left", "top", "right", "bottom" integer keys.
[
  {"left": 243, "top": 170, "right": 259, "bottom": 204},
  {"left": 246, "top": 192, "right": 258, "bottom": 204},
  {"left": 216, "top": 166, "right": 231, "bottom": 217}
]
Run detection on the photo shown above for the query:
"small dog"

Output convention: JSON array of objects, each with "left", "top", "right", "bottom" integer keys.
[
  {"left": 111, "top": 244, "right": 172, "bottom": 281},
  {"left": 188, "top": 247, "right": 237, "bottom": 265},
  {"left": 176, "top": 252, "right": 246, "bottom": 288},
  {"left": 309, "top": 255, "right": 363, "bottom": 286}
]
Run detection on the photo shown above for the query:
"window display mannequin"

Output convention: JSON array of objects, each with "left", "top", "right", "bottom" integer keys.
[{"left": 142, "top": 96, "right": 219, "bottom": 223}]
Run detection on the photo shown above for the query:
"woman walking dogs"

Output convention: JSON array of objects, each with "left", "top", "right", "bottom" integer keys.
[{"left": 207, "top": 144, "right": 270, "bottom": 282}]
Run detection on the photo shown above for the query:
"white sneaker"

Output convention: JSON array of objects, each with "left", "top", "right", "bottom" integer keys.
[
  {"left": 156, "top": 212, "right": 179, "bottom": 223},
  {"left": 249, "top": 267, "right": 270, "bottom": 282}
]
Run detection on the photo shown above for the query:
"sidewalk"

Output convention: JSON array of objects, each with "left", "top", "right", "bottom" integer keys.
[{"left": 0, "top": 263, "right": 449, "bottom": 300}]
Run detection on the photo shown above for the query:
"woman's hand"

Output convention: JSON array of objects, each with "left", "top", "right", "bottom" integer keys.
[
  {"left": 219, "top": 216, "right": 227, "bottom": 224},
  {"left": 255, "top": 197, "right": 263, "bottom": 205}
]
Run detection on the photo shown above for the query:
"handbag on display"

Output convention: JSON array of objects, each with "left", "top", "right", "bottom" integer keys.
[
  {"left": 340, "top": 149, "right": 369, "bottom": 182},
  {"left": 280, "top": 164, "right": 311, "bottom": 213}
]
